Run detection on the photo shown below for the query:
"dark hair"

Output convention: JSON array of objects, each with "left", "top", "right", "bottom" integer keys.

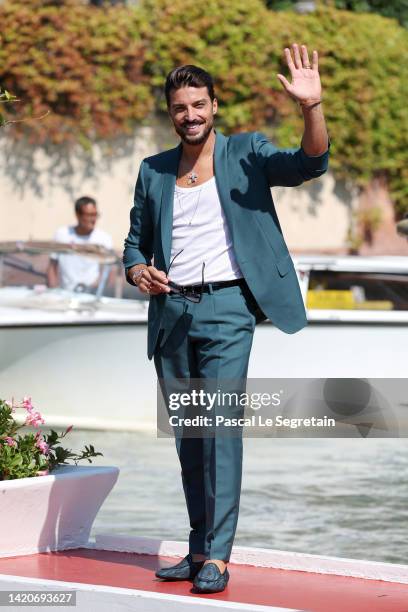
[
  {"left": 74, "top": 196, "right": 97, "bottom": 214},
  {"left": 164, "top": 65, "right": 215, "bottom": 107}
]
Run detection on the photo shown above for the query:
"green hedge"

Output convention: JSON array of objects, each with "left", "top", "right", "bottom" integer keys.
[
  {"left": 0, "top": 0, "right": 407, "bottom": 215},
  {"left": 265, "top": 1, "right": 408, "bottom": 29},
  {"left": 0, "top": 0, "right": 152, "bottom": 146}
]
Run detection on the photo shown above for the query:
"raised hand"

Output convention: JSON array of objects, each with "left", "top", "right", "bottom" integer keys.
[{"left": 277, "top": 43, "right": 322, "bottom": 106}]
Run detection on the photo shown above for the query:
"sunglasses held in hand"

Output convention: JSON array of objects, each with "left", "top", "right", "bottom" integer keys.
[{"left": 166, "top": 249, "right": 206, "bottom": 303}]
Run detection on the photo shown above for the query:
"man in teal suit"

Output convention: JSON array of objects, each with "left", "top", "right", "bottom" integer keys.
[{"left": 123, "top": 43, "right": 329, "bottom": 593}]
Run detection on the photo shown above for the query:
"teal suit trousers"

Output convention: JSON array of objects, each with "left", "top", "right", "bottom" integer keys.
[{"left": 154, "top": 281, "right": 258, "bottom": 561}]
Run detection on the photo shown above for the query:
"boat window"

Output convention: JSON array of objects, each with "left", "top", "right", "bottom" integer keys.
[
  {"left": 0, "top": 251, "right": 148, "bottom": 301},
  {"left": 0, "top": 253, "right": 49, "bottom": 288},
  {"left": 307, "top": 271, "right": 408, "bottom": 311}
]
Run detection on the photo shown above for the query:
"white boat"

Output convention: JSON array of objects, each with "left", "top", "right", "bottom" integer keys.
[
  {"left": 0, "top": 241, "right": 407, "bottom": 431},
  {"left": 0, "top": 241, "right": 151, "bottom": 430}
]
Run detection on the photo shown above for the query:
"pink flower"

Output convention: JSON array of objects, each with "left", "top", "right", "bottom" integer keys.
[
  {"left": 22, "top": 396, "right": 34, "bottom": 411},
  {"left": 25, "top": 410, "right": 45, "bottom": 428},
  {"left": 4, "top": 437, "right": 17, "bottom": 447},
  {"left": 65, "top": 425, "right": 74, "bottom": 434},
  {"left": 36, "top": 439, "right": 49, "bottom": 455},
  {"left": 36, "top": 440, "right": 49, "bottom": 455}
]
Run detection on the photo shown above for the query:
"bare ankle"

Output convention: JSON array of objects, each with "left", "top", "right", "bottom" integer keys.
[
  {"left": 204, "top": 558, "right": 227, "bottom": 571},
  {"left": 191, "top": 553, "right": 206, "bottom": 562}
]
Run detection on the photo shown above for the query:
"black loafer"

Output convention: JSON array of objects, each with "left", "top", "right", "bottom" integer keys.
[
  {"left": 193, "top": 562, "right": 230, "bottom": 593},
  {"left": 155, "top": 553, "right": 205, "bottom": 581}
]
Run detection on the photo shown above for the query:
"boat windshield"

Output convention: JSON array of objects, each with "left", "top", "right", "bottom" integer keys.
[
  {"left": 0, "top": 241, "right": 147, "bottom": 301},
  {"left": 307, "top": 270, "right": 408, "bottom": 311}
]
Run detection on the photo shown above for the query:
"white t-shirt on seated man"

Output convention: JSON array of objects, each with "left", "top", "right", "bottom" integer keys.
[{"left": 47, "top": 196, "right": 113, "bottom": 291}]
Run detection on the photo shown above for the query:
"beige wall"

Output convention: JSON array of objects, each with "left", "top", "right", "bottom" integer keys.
[
  {"left": 0, "top": 121, "right": 175, "bottom": 251},
  {"left": 274, "top": 171, "right": 355, "bottom": 253},
  {"left": 0, "top": 124, "right": 355, "bottom": 254}
]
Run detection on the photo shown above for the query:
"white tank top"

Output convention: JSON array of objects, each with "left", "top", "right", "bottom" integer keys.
[{"left": 169, "top": 176, "right": 243, "bottom": 285}]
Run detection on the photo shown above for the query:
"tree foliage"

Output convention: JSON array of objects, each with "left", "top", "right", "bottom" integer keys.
[
  {"left": 141, "top": 0, "right": 408, "bottom": 216},
  {"left": 265, "top": 0, "right": 408, "bottom": 28},
  {"left": 0, "top": 0, "right": 407, "bottom": 214},
  {"left": 0, "top": 0, "right": 152, "bottom": 146}
]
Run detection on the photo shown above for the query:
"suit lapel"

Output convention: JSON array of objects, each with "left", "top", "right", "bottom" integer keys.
[
  {"left": 160, "top": 143, "right": 182, "bottom": 272},
  {"left": 159, "top": 129, "right": 234, "bottom": 272},
  {"left": 213, "top": 130, "right": 235, "bottom": 244}
]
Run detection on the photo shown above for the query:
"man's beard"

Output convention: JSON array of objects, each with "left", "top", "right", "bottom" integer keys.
[{"left": 175, "top": 117, "right": 214, "bottom": 145}]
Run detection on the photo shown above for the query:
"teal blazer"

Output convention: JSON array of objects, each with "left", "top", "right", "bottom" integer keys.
[{"left": 123, "top": 130, "right": 330, "bottom": 360}]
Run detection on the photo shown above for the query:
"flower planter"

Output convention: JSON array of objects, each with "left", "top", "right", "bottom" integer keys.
[{"left": 0, "top": 464, "right": 119, "bottom": 558}]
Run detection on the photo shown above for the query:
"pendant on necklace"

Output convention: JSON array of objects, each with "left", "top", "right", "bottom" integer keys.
[{"left": 187, "top": 171, "right": 198, "bottom": 185}]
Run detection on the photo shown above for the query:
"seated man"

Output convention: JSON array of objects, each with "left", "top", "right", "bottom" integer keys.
[{"left": 47, "top": 196, "right": 113, "bottom": 291}]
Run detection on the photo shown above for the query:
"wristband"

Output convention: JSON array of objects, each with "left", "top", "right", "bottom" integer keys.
[{"left": 299, "top": 99, "right": 322, "bottom": 110}]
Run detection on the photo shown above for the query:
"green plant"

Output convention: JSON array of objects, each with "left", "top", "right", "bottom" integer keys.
[
  {"left": 0, "top": 86, "right": 50, "bottom": 129},
  {"left": 0, "top": 397, "right": 103, "bottom": 480},
  {"left": 346, "top": 226, "right": 364, "bottom": 253},
  {"left": 346, "top": 204, "right": 383, "bottom": 251},
  {"left": 0, "top": 88, "right": 18, "bottom": 127},
  {"left": 359, "top": 205, "right": 382, "bottom": 229}
]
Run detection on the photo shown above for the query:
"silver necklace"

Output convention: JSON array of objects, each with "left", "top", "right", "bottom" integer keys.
[{"left": 175, "top": 185, "right": 203, "bottom": 226}]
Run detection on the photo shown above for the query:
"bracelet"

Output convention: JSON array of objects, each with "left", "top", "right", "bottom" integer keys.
[{"left": 299, "top": 99, "right": 322, "bottom": 110}]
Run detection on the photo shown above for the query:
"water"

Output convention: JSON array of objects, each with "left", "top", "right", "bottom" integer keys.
[{"left": 61, "top": 429, "right": 408, "bottom": 564}]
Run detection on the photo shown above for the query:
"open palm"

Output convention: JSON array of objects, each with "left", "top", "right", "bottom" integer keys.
[{"left": 277, "top": 43, "right": 322, "bottom": 105}]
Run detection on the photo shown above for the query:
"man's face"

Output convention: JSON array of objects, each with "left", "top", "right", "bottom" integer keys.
[
  {"left": 76, "top": 203, "right": 98, "bottom": 233},
  {"left": 168, "top": 86, "right": 217, "bottom": 145}
]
